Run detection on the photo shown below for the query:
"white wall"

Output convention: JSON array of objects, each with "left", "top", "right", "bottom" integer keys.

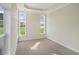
[
  {"left": 19, "top": 11, "right": 46, "bottom": 41},
  {"left": 26, "top": 11, "right": 46, "bottom": 40},
  {"left": 18, "top": 5, "right": 46, "bottom": 41},
  {"left": 10, "top": 4, "right": 18, "bottom": 54},
  {"left": 17, "top": 4, "right": 46, "bottom": 41},
  {"left": 47, "top": 4, "right": 79, "bottom": 53}
]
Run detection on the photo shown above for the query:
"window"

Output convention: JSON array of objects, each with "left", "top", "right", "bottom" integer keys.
[
  {"left": 40, "top": 15, "right": 46, "bottom": 34},
  {"left": 0, "top": 8, "right": 4, "bottom": 35},
  {"left": 19, "top": 11, "right": 27, "bottom": 37}
]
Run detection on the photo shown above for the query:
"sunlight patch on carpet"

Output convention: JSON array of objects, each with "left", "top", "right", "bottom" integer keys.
[{"left": 30, "top": 42, "right": 40, "bottom": 50}]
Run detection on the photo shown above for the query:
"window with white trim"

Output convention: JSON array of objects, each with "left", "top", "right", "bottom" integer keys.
[
  {"left": 0, "top": 7, "right": 4, "bottom": 36},
  {"left": 19, "top": 11, "right": 27, "bottom": 37},
  {"left": 40, "top": 15, "right": 46, "bottom": 34}
]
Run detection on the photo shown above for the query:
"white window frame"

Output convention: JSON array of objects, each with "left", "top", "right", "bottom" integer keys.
[
  {"left": 40, "top": 15, "right": 46, "bottom": 34},
  {"left": 0, "top": 11, "right": 5, "bottom": 36},
  {"left": 18, "top": 11, "right": 27, "bottom": 37}
]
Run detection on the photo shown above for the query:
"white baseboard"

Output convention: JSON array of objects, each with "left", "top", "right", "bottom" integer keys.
[
  {"left": 47, "top": 36, "right": 79, "bottom": 54},
  {"left": 18, "top": 38, "right": 47, "bottom": 42}
]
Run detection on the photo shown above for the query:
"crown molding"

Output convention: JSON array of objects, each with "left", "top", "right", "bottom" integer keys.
[
  {"left": 24, "top": 4, "right": 46, "bottom": 14},
  {"left": 19, "top": 3, "right": 71, "bottom": 14},
  {"left": 45, "top": 3, "right": 71, "bottom": 14}
]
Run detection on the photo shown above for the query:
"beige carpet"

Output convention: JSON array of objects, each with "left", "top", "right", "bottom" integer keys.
[{"left": 16, "top": 38, "right": 79, "bottom": 55}]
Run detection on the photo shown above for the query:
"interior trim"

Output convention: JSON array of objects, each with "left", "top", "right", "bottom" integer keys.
[{"left": 47, "top": 36, "right": 79, "bottom": 54}]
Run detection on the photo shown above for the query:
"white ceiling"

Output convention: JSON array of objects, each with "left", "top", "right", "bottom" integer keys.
[
  {"left": 25, "top": 3, "right": 54, "bottom": 10},
  {"left": 25, "top": 3, "right": 70, "bottom": 11}
]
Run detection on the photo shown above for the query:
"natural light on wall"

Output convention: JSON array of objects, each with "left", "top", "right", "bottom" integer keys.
[{"left": 40, "top": 15, "right": 46, "bottom": 34}]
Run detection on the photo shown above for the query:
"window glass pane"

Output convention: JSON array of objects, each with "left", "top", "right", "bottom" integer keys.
[
  {"left": 0, "top": 13, "right": 3, "bottom": 20},
  {"left": 0, "top": 13, "right": 4, "bottom": 35},
  {"left": 40, "top": 28, "right": 45, "bottom": 33},
  {"left": 19, "top": 22, "right": 26, "bottom": 36},
  {"left": 40, "top": 15, "right": 45, "bottom": 34},
  {"left": 19, "top": 12, "right": 27, "bottom": 37},
  {"left": 19, "top": 12, "right": 26, "bottom": 20}
]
